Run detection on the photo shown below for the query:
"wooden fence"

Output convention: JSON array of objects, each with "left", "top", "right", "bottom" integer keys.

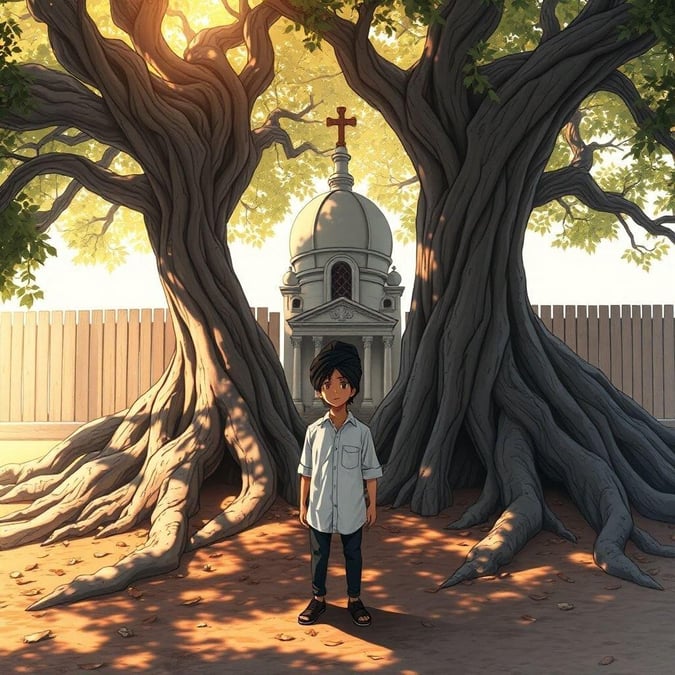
[
  {"left": 0, "top": 308, "right": 280, "bottom": 433},
  {"left": 0, "top": 305, "right": 673, "bottom": 436}
]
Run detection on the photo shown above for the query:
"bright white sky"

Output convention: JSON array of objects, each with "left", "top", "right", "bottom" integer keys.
[{"left": 1, "top": 216, "right": 673, "bottom": 315}]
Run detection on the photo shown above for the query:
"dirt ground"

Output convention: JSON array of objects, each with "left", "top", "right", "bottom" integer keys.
[{"left": 1, "top": 444, "right": 675, "bottom": 674}]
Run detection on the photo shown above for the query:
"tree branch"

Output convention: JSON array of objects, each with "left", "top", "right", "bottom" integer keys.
[
  {"left": 166, "top": 8, "right": 196, "bottom": 43},
  {"left": 539, "top": 0, "right": 561, "bottom": 42},
  {"left": 252, "top": 99, "right": 326, "bottom": 155},
  {"left": 110, "top": 0, "right": 194, "bottom": 85},
  {"left": 240, "top": 3, "right": 281, "bottom": 103},
  {"left": 0, "top": 153, "right": 156, "bottom": 221},
  {"left": 1, "top": 65, "right": 129, "bottom": 154},
  {"left": 31, "top": 147, "right": 120, "bottom": 233},
  {"left": 535, "top": 167, "right": 675, "bottom": 244},
  {"left": 597, "top": 70, "right": 675, "bottom": 155}
]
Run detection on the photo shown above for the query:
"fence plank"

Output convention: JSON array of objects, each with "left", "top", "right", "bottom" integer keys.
[
  {"left": 609, "top": 305, "right": 622, "bottom": 390},
  {"left": 48, "top": 312, "right": 64, "bottom": 422},
  {"left": 21, "top": 313, "right": 38, "bottom": 421},
  {"left": 620, "top": 304, "right": 632, "bottom": 398},
  {"left": 587, "top": 306, "right": 599, "bottom": 368},
  {"left": 115, "top": 310, "right": 129, "bottom": 413},
  {"left": 598, "top": 305, "right": 610, "bottom": 378},
  {"left": 552, "top": 305, "right": 564, "bottom": 342},
  {"left": 151, "top": 308, "right": 165, "bottom": 383},
  {"left": 576, "top": 306, "right": 588, "bottom": 361},
  {"left": 539, "top": 305, "right": 552, "bottom": 332},
  {"left": 139, "top": 308, "right": 153, "bottom": 394},
  {"left": 641, "top": 305, "right": 653, "bottom": 415},
  {"left": 564, "top": 305, "right": 576, "bottom": 353},
  {"left": 10, "top": 313, "right": 24, "bottom": 421},
  {"left": 664, "top": 305, "right": 675, "bottom": 419},
  {"left": 631, "top": 305, "right": 642, "bottom": 406},
  {"left": 652, "top": 306, "right": 665, "bottom": 419},
  {"left": 164, "top": 313, "right": 176, "bottom": 369},
  {"left": 102, "top": 310, "right": 117, "bottom": 416},
  {"left": 268, "top": 312, "right": 281, "bottom": 355},
  {"left": 62, "top": 311, "right": 77, "bottom": 420},
  {"left": 127, "top": 309, "right": 141, "bottom": 405},
  {"left": 74, "top": 311, "right": 90, "bottom": 422},
  {"left": 35, "top": 311, "right": 50, "bottom": 421},
  {"left": 88, "top": 310, "right": 104, "bottom": 420},
  {"left": 0, "top": 313, "right": 12, "bottom": 419}
]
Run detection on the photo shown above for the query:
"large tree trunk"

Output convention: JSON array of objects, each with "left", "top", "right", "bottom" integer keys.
[
  {"left": 0, "top": 0, "right": 304, "bottom": 608},
  {"left": 0, "top": 187, "right": 304, "bottom": 609},
  {"left": 366, "top": 3, "right": 675, "bottom": 589}
]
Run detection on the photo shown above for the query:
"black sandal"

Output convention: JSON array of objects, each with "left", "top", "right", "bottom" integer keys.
[
  {"left": 348, "top": 598, "right": 372, "bottom": 627},
  {"left": 298, "top": 597, "right": 326, "bottom": 625}
]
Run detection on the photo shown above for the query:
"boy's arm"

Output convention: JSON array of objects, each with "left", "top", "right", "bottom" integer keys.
[
  {"left": 365, "top": 478, "right": 377, "bottom": 526},
  {"left": 299, "top": 475, "right": 311, "bottom": 528}
]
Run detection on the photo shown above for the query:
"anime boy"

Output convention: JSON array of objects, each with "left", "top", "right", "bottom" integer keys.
[{"left": 297, "top": 340, "right": 383, "bottom": 627}]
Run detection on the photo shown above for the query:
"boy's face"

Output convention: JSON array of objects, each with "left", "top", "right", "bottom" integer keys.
[{"left": 318, "top": 369, "right": 355, "bottom": 409}]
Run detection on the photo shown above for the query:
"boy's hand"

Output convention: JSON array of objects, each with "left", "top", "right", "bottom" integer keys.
[
  {"left": 366, "top": 503, "right": 377, "bottom": 527},
  {"left": 299, "top": 504, "right": 309, "bottom": 528}
]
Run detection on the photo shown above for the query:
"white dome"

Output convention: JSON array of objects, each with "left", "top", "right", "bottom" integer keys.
[{"left": 289, "top": 190, "right": 393, "bottom": 259}]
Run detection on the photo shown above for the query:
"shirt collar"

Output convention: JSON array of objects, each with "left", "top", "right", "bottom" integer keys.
[{"left": 320, "top": 410, "right": 356, "bottom": 428}]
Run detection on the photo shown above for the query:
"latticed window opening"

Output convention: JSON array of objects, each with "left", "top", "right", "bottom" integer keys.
[{"left": 331, "top": 262, "right": 352, "bottom": 300}]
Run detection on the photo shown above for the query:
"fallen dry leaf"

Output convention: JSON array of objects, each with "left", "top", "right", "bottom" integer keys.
[
  {"left": 520, "top": 615, "right": 537, "bottom": 623},
  {"left": 23, "top": 630, "right": 52, "bottom": 644},
  {"left": 127, "top": 587, "right": 144, "bottom": 600},
  {"left": 24, "top": 563, "right": 38, "bottom": 572},
  {"left": 556, "top": 572, "right": 575, "bottom": 583},
  {"left": 116, "top": 541, "right": 129, "bottom": 548},
  {"left": 49, "top": 569, "right": 66, "bottom": 577},
  {"left": 62, "top": 540, "right": 70, "bottom": 547},
  {"left": 305, "top": 629, "right": 318, "bottom": 637},
  {"left": 117, "top": 627, "right": 134, "bottom": 638},
  {"left": 77, "top": 664, "right": 105, "bottom": 671},
  {"left": 529, "top": 593, "right": 549, "bottom": 601},
  {"left": 458, "top": 530, "right": 472, "bottom": 537},
  {"left": 599, "top": 656, "right": 615, "bottom": 666},
  {"left": 67, "top": 558, "right": 82, "bottom": 566},
  {"left": 421, "top": 620, "right": 435, "bottom": 628},
  {"left": 604, "top": 583, "right": 622, "bottom": 591},
  {"left": 36, "top": 553, "right": 49, "bottom": 559},
  {"left": 142, "top": 615, "right": 158, "bottom": 625},
  {"left": 274, "top": 633, "right": 295, "bottom": 642},
  {"left": 196, "top": 623, "right": 208, "bottom": 628},
  {"left": 367, "top": 655, "right": 385, "bottom": 661},
  {"left": 209, "top": 552, "right": 223, "bottom": 558},
  {"left": 21, "top": 589, "right": 42, "bottom": 597},
  {"left": 202, "top": 564, "right": 214, "bottom": 572},
  {"left": 557, "top": 602, "right": 575, "bottom": 611},
  {"left": 180, "top": 596, "right": 202, "bottom": 606},
  {"left": 93, "top": 552, "right": 109, "bottom": 559},
  {"left": 15, "top": 579, "right": 33, "bottom": 586},
  {"left": 498, "top": 571, "right": 511, "bottom": 579},
  {"left": 323, "top": 640, "right": 344, "bottom": 647}
]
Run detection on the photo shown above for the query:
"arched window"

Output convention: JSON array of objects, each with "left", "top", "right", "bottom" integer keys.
[{"left": 331, "top": 262, "right": 352, "bottom": 300}]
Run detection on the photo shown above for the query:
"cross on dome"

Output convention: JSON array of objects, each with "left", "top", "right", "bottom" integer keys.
[{"left": 326, "top": 107, "right": 356, "bottom": 147}]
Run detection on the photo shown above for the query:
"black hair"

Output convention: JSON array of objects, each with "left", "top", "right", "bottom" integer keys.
[{"left": 309, "top": 340, "right": 362, "bottom": 405}]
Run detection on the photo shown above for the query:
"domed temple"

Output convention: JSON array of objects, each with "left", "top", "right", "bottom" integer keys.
[{"left": 280, "top": 108, "right": 404, "bottom": 413}]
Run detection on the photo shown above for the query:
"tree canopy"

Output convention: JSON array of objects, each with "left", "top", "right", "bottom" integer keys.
[{"left": 1, "top": 0, "right": 672, "bottom": 306}]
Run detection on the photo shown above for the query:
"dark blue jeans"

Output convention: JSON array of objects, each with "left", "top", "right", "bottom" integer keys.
[{"left": 309, "top": 526, "right": 363, "bottom": 598}]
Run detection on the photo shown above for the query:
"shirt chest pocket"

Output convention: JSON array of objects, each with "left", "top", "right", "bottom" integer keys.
[{"left": 341, "top": 445, "right": 360, "bottom": 470}]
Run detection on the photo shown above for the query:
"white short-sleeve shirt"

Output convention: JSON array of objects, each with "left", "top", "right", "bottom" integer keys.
[{"left": 298, "top": 411, "right": 383, "bottom": 534}]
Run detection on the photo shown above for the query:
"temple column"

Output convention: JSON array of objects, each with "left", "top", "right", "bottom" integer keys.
[
  {"left": 312, "top": 336, "right": 324, "bottom": 407},
  {"left": 362, "top": 336, "right": 373, "bottom": 407},
  {"left": 291, "top": 336, "right": 303, "bottom": 410},
  {"left": 383, "top": 335, "right": 393, "bottom": 394}
]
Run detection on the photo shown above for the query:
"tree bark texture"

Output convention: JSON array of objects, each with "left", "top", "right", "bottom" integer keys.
[{"left": 0, "top": 0, "right": 304, "bottom": 609}]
